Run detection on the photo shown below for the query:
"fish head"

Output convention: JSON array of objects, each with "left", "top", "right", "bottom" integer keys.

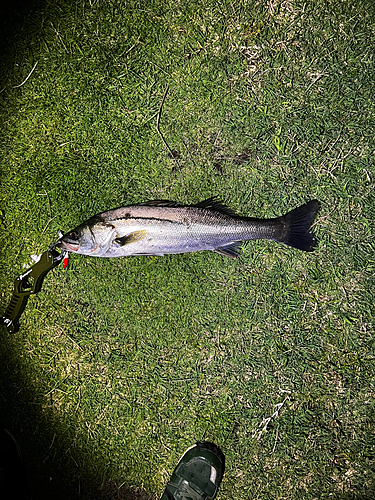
[{"left": 55, "top": 217, "right": 116, "bottom": 256}]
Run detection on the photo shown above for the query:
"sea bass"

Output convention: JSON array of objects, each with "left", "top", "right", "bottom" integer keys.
[{"left": 53, "top": 198, "right": 320, "bottom": 258}]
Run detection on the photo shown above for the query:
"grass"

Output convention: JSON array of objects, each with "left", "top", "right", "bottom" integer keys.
[{"left": 0, "top": 0, "right": 375, "bottom": 498}]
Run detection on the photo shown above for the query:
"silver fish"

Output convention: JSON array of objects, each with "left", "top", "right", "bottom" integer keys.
[{"left": 53, "top": 198, "right": 320, "bottom": 258}]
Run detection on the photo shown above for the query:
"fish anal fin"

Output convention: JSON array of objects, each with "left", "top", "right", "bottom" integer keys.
[
  {"left": 114, "top": 230, "right": 147, "bottom": 247},
  {"left": 214, "top": 242, "right": 240, "bottom": 258}
]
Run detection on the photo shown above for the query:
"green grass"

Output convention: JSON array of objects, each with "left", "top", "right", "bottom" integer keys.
[{"left": 1, "top": 0, "right": 375, "bottom": 499}]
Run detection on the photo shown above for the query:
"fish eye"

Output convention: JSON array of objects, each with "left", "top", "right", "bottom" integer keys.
[{"left": 69, "top": 231, "right": 80, "bottom": 241}]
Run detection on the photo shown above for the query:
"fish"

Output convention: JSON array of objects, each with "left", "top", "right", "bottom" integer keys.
[{"left": 53, "top": 198, "right": 320, "bottom": 258}]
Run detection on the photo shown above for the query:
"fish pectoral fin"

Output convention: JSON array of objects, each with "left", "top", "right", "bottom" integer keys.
[
  {"left": 214, "top": 242, "right": 241, "bottom": 258},
  {"left": 114, "top": 230, "right": 147, "bottom": 247}
]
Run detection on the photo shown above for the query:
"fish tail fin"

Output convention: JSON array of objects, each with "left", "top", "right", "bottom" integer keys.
[{"left": 280, "top": 200, "right": 320, "bottom": 251}]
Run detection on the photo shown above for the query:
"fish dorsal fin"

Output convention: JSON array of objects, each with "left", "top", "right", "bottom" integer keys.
[
  {"left": 194, "top": 197, "right": 238, "bottom": 217},
  {"left": 137, "top": 198, "right": 238, "bottom": 216},
  {"left": 137, "top": 200, "right": 184, "bottom": 208},
  {"left": 214, "top": 242, "right": 241, "bottom": 258}
]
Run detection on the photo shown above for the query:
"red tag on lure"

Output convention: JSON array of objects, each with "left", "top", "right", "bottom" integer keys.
[{"left": 63, "top": 256, "right": 69, "bottom": 269}]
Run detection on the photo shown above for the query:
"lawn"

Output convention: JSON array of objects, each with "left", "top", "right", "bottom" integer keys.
[{"left": 0, "top": 0, "right": 374, "bottom": 499}]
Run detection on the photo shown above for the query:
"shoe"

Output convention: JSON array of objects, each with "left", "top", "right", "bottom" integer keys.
[{"left": 160, "top": 441, "right": 225, "bottom": 500}]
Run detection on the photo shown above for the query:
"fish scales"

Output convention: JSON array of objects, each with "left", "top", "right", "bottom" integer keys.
[{"left": 109, "top": 207, "right": 279, "bottom": 256}]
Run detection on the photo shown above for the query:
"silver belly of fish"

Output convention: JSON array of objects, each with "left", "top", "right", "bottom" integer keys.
[{"left": 106, "top": 217, "right": 247, "bottom": 257}]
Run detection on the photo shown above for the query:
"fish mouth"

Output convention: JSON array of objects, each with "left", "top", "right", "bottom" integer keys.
[
  {"left": 64, "top": 242, "right": 80, "bottom": 252},
  {"left": 90, "top": 244, "right": 99, "bottom": 254},
  {"left": 51, "top": 240, "right": 100, "bottom": 254},
  {"left": 54, "top": 240, "right": 80, "bottom": 252}
]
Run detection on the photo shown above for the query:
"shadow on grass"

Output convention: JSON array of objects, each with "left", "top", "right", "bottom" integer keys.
[{"left": 0, "top": 331, "right": 155, "bottom": 500}]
